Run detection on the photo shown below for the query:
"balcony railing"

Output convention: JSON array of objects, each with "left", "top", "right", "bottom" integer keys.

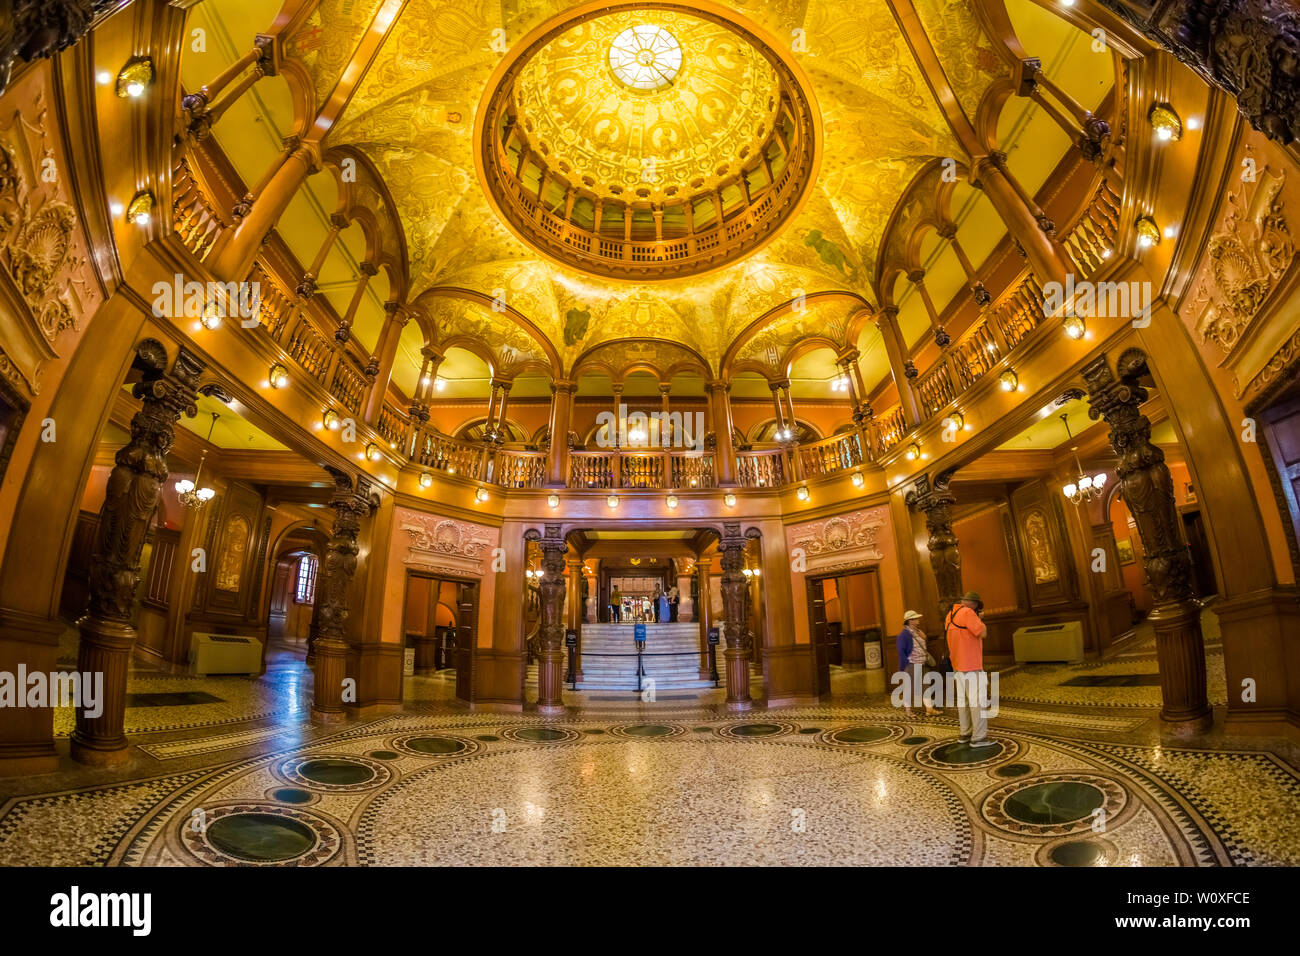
[
  {"left": 568, "top": 449, "right": 716, "bottom": 489},
  {"left": 736, "top": 448, "right": 785, "bottom": 488},
  {"left": 494, "top": 449, "right": 547, "bottom": 488},
  {"left": 797, "top": 432, "right": 864, "bottom": 478}
]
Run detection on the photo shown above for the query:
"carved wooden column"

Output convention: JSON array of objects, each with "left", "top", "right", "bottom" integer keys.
[
  {"left": 905, "top": 468, "right": 962, "bottom": 623},
  {"left": 876, "top": 307, "right": 922, "bottom": 425},
  {"left": 311, "top": 468, "right": 380, "bottom": 724},
  {"left": 971, "top": 152, "right": 1070, "bottom": 289},
  {"left": 719, "top": 523, "right": 753, "bottom": 710},
  {"left": 530, "top": 525, "right": 568, "bottom": 713},
  {"left": 72, "top": 342, "right": 204, "bottom": 766},
  {"left": 362, "top": 302, "right": 408, "bottom": 423},
  {"left": 1084, "top": 349, "right": 1212, "bottom": 734}
]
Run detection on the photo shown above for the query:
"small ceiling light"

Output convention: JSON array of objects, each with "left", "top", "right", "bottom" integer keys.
[
  {"left": 851, "top": 471, "right": 864, "bottom": 488},
  {"left": 116, "top": 58, "right": 154, "bottom": 98},
  {"left": 1063, "top": 315, "right": 1087, "bottom": 340},
  {"left": 905, "top": 442, "right": 921, "bottom": 461},
  {"left": 125, "top": 191, "right": 154, "bottom": 225},
  {"left": 1136, "top": 216, "right": 1161, "bottom": 249},
  {"left": 999, "top": 369, "right": 1019, "bottom": 392},
  {"left": 547, "top": 493, "right": 560, "bottom": 508},
  {"left": 365, "top": 443, "right": 381, "bottom": 462},
  {"left": 666, "top": 494, "right": 678, "bottom": 509},
  {"left": 795, "top": 485, "right": 810, "bottom": 502},
  {"left": 724, "top": 492, "right": 737, "bottom": 507},
  {"left": 322, "top": 408, "right": 341, "bottom": 430},
  {"left": 607, "top": 494, "right": 619, "bottom": 509},
  {"left": 476, "top": 487, "right": 490, "bottom": 502},
  {"left": 200, "top": 301, "right": 222, "bottom": 330},
  {"left": 419, "top": 472, "right": 433, "bottom": 489},
  {"left": 1148, "top": 103, "right": 1182, "bottom": 142},
  {"left": 268, "top": 364, "right": 289, "bottom": 389}
]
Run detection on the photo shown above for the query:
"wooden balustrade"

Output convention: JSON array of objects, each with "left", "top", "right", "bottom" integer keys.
[
  {"left": 494, "top": 449, "right": 547, "bottom": 488},
  {"left": 412, "top": 429, "right": 485, "bottom": 479},
  {"left": 670, "top": 453, "right": 714, "bottom": 489},
  {"left": 875, "top": 406, "right": 908, "bottom": 454},
  {"left": 284, "top": 315, "right": 332, "bottom": 383},
  {"left": 797, "top": 432, "right": 863, "bottom": 478},
  {"left": 913, "top": 360, "right": 956, "bottom": 418},
  {"left": 171, "top": 156, "right": 225, "bottom": 261},
  {"left": 619, "top": 452, "right": 664, "bottom": 488},
  {"left": 949, "top": 320, "right": 1004, "bottom": 391},
  {"left": 376, "top": 402, "right": 410, "bottom": 452},
  {"left": 1061, "top": 179, "right": 1121, "bottom": 279},
  {"left": 329, "top": 357, "right": 367, "bottom": 415},
  {"left": 569, "top": 451, "right": 616, "bottom": 488},
  {"left": 736, "top": 448, "right": 785, "bottom": 488},
  {"left": 248, "top": 261, "right": 294, "bottom": 342}
]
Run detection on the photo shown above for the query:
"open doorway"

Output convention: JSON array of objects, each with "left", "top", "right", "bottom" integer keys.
[{"left": 805, "top": 566, "right": 885, "bottom": 695}]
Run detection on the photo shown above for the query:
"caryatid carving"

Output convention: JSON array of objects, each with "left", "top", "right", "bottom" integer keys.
[
  {"left": 526, "top": 525, "right": 569, "bottom": 711},
  {"left": 905, "top": 468, "right": 961, "bottom": 620},
  {"left": 718, "top": 523, "right": 751, "bottom": 653},
  {"left": 88, "top": 342, "right": 203, "bottom": 621},
  {"left": 1083, "top": 348, "right": 1211, "bottom": 732},
  {"left": 317, "top": 467, "right": 380, "bottom": 643},
  {"left": 74, "top": 340, "right": 204, "bottom": 765}
]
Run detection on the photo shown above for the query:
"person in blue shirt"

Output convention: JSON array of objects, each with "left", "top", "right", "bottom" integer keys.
[
  {"left": 895, "top": 610, "right": 941, "bottom": 717},
  {"left": 657, "top": 589, "right": 670, "bottom": 624}
]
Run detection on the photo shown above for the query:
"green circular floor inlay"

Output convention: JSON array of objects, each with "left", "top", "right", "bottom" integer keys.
[
  {"left": 515, "top": 727, "right": 568, "bottom": 742},
  {"left": 368, "top": 751, "right": 401, "bottom": 760},
  {"left": 1050, "top": 840, "right": 1105, "bottom": 866},
  {"left": 270, "top": 788, "right": 313, "bottom": 804},
  {"left": 834, "top": 726, "right": 891, "bottom": 743},
  {"left": 621, "top": 725, "right": 675, "bottom": 737},
  {"left": 206, "top": 813, "right": 316, "bottom": 862},
  {"left": 1004, "top": 782, "right": 1105, "bottom": 825},
  {"left": 996, "top": 763, "right": 1033, "bottom": 778},
  {"left": 475, "top": 735, "right": 500, "bottom": 742},
  {"left": 901, "top": 736, "right": 929, "bottom": 745},
  {"left": 931, "top": 741, "right": 1003, "bottom": 764},
  {"left": 298, "top": 758, "right": 375, "bottom": 785},
  {"left": 731, "top": 723, "right": 783, "bottom": 737},
  {"left": 405, "top": 736, "right": 469, "bottom": 754}
]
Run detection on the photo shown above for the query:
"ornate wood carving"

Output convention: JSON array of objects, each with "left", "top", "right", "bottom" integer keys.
[
  {"left": 0, "top": 1, "right": 118, "bottom": 94},
  {"left": 1097, "top": 0, "right": 1300, "bottom": 144},
  {"left": 905, "top": 468, "right": 961, "bottom": 620},
  {"left": 718, "top": 522, "right": 753, "bottom": 708},
  {"left": 789, "top": 507, "right": 886, "bottom": 574},
  {"left": 73, "top": 342, "right": 203, "bottom": 764},
  {"left": 400, "top": 510, "right": 494, "bottom": 577},
  {"left": 1083, "top": 349, "right": 1212, "bottom": 731},
  {"left": 526, "top": 525, "right": 568, "bottom": 711}
]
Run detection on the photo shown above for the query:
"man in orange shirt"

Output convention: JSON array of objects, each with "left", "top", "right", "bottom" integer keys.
[{"left": 944, "top": 591, "right": 995, "bottom": 748}]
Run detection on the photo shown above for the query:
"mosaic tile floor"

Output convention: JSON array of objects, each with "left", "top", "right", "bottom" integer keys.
[{"left": 11, "top": 622, "right": 1294, "bottom": 867}]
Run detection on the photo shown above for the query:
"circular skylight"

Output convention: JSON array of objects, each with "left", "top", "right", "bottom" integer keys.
[{"left": 608, "top": 25, "right": 682, "bottom": 91}]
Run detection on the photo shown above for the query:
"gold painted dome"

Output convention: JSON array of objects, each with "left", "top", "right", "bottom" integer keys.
[
  {"left": 512, "top": 11, "right": 781, "bottom": 203},
  {"left": 478, "top": 5, "right": 819, "bottom": 281}
]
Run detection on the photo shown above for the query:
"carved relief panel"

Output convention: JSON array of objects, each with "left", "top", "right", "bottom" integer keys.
[
  {"left": 197, "top": 482, "right": 265, "bottom": 618},
  {"left": 398, "top": 507, "right": 496, "bottom": 578},
  {"left": 0, "top": 66, "right": 103, "bottom": 401},
  {"left": 786, "top": 506, "right": 888, "bottom": 575},
  {"left": 1010, "top": 481, "right": 1075, "bottom": 608}
]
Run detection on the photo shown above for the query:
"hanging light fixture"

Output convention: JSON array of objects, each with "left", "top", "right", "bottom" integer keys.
[
  {"left": 175, "top": 411, "right": 219, "bottom": 509},
  {"left": 1058, "top": 412, "right": 1108, "bottom": 504}
]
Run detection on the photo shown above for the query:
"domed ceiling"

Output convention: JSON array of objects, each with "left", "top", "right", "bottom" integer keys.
[
  {"left": 513, "top": 11, "right": 780, "bottom": 201},
  {"left": 220, "top": 0, "right": 1106, "bottom": 396}
]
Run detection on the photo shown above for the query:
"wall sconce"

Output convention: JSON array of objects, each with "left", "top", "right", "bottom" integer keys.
[
  {"left": 116, "top": 58, "right": 154, "bottom": 98},
  {"left": 1148, "top": 103, "right": 1182, "bottom": 142},
  {"left": 606, "top": 494, "right": 619, "bottom": 509},
  {"left": 1135, "top": 216, "right": 1161, "bottom": 249},
  {"left": 268, "top": 364, "right": 289, "bottom": 389},
  {"left": 419, "top": 472, "right": 433, "bottom": 489},
  {"left": 795, "top": 485, "right": 810, "bottom": 501},
  {"left": 851, "top": 471, "right": 864, "bottom": 488},
  {"left": 126, "top": 191, "right": 154, "bottom": 225},
  {"left": 365, "top": 443, "right": 381, "bottom": 462},
  {"left": 688, "top": 477, "right": 698, "bottom": 488},
  {"left": 666, "top": 494, "right": 678, "bottom": 509},
  {"left": 905, "top": 442, "right": 921, "bottom": 461},
  {"left": 322, "top": 408, "right": 341, "bottom": 430},
  {"left": 724, "top": 492, "right": 737, "bottom": 507},
  {"left": 946, "top": 411, "right": 965, "bottom": 431},
  {"left": 999, "top": 369, "right": 1019, "bottom": 392},
  {"left": 547, "top": 493, "right": 560, "bottom": 508},
  {"left": 1063, "top": 315, "right": 1087, "bottom": 340},
  {"left": 476, "top": 487, "right": 490, "bottom": 503},
  {"left": 200, "top": 301, "right": 222, "bottom": 330}
]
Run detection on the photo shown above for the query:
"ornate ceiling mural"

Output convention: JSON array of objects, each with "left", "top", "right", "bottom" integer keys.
[{"left": 254, "top": 0, "right": 1086, "bottom": 391}]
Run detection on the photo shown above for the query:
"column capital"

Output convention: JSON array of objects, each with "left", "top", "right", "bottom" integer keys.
[
  {"left": 329, "top": 211, "right": 349, "bottom": 230},
  {"left": 359, "top": 260, "right": 379, "bottom": 277},
  {"left": 906, "top": 269, "right": 926, "bottom": 284},
  {"left": 835, "top": 347, "right": 860, "bottom": 365},
  {"left": 936, "top": 223, "right": 957, "bottom": 240},
  {"left": 658, "top": 382, "right": 671, "bottom": 395},
  {"left": 878, "top": 305, "right": 900, "bottom": 321}
]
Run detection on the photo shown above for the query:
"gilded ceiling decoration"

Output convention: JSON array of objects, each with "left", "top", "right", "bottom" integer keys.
[
  {"left": 911, "top": 0, "right": 1010, "bottom": 121},
  {"left": 513, "top": 10, "right": 779, "bottom": 201},
  {"left": 272, "top": 0, "right": 1037, "bottom": 382}
]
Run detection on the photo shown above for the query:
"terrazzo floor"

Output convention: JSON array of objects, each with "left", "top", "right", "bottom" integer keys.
[{"left": 7, "top": 628, "right": 1296, "bottom": 867}]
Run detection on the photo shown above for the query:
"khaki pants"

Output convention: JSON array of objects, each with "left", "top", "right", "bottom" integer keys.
[{"left": 953, "top": 670, "right": 988, "bottom": 741}]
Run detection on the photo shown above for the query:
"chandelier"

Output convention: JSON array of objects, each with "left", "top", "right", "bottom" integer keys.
[
  {"left": 1058, "top": 413, "right": 1107, "bottom": 504},
  {"left": 175, "top": 411, "right": 218, "bottom": 509}
]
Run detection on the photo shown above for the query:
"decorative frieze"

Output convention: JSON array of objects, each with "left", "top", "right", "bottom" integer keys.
[{"left": 399, "top": 510, "right": 495, "bottom": 577}]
